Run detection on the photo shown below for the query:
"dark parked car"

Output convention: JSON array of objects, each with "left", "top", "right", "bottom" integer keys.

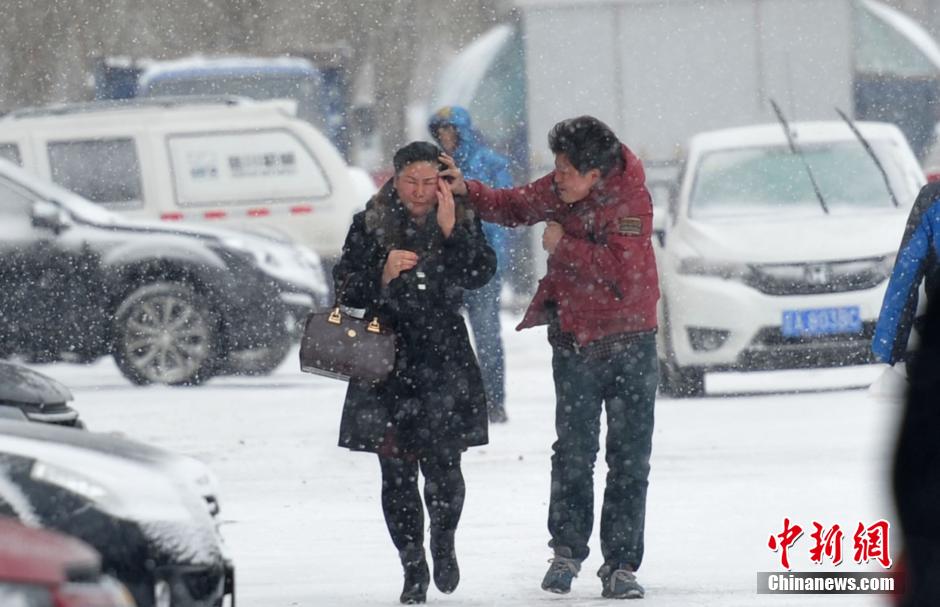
[
  {"left": 0, "top": 516, "right": 136, "bottom": 606},
  {"left": 0, "top": 420, "right": 234, "bottom": 607},
  {"left": 0, "top": 360, "right": 82, "bottom": 427},
  {"left": 0, "top": 158, "right": 327, "bottom": 385}
]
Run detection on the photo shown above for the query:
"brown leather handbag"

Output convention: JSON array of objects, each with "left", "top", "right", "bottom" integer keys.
[{"left": 299, "top": 305, "right": 396, "bottom": 382}]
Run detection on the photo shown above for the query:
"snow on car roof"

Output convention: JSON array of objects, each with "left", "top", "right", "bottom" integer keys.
[
  {"left": 689, "top": 121, "right": 906, "bottom": 152},
  {"left": 139, "top": 55, "right": 319, "bottom": 87}
]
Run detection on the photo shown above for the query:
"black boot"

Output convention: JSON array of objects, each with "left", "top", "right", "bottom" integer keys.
[
  {"left": 399, "top": 546, "right": 429, "bottom": 604},
  {"left": 430, "top": 529, "right": 460, "bottom": 593}
]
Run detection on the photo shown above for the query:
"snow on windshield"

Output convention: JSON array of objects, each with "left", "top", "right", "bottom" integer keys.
[{"left": 689, "top": 142, "right": 908, "bottom": 218}]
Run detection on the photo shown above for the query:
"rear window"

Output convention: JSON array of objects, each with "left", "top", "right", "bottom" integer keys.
[
  {"left": 167, "top": 129, "right": 331, "bottom": 207},
  {"left": 688, "top": 141, "right": 908, "bottom": 218},
  {"left": 47, "top": 138, "right": 143, "bottom": 207}
]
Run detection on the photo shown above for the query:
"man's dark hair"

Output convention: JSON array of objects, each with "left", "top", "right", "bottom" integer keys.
[
  {"left": 393, "top": 141, "right": 443, "bottom": 174},
  {"left": 548, "top": 116, "right": 623, "bottom": 177}
]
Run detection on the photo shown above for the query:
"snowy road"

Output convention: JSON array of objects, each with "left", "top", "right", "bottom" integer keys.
[{"left": 30, "top": 314, "right": 902, "bottom": 606}]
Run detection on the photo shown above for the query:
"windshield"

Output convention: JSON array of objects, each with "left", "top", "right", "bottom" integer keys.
[
  {"left": 144, "top": 74, "right": 328, "bottom": 130},
  {"left": 688, "top": 141, "right": 909, "bottom": 218}
]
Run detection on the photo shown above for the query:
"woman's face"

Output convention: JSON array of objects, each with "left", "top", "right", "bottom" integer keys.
[{"left": 394, "top": 161, "right": 440, "bottom": 219}]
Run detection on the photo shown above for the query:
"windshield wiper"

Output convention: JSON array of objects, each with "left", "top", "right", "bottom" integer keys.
[
  {"left": 769, "top": 99, "right": 830, "bottom": 214},
  {"left": 835, "top": 107, "right": 900, "bottom": 208}
]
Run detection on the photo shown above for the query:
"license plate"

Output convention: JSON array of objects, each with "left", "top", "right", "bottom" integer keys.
[{"left": 781, "top": 306, "right": 862, "bottom": 337}]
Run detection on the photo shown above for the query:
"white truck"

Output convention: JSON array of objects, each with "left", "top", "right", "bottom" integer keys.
[{"left": 432, "top": 0, "right": 940, "bottom": 189}]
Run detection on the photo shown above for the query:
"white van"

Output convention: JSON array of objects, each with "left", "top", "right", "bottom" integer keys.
[{"left": 0, "top": 97, "right": 364, "bottom": 263}]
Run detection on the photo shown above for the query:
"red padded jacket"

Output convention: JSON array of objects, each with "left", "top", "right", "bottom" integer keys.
[{"left": 465, "top": 144, "right": 659, "bottom": 345}]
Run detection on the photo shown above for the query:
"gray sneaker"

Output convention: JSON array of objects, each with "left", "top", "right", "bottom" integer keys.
[
  {"left": 541, "top": 547, "right": 581, "bottom": 594},
  {"left": 599, "top": 564, "right": 645, "bottom": 599}
]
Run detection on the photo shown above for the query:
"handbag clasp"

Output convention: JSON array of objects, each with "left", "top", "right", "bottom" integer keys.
[
  {"left": 367, "top": 317, "right": 381, "bottom": 333},
  {"left": 328, "top": 307, "right": 342, "bottom": 325}
]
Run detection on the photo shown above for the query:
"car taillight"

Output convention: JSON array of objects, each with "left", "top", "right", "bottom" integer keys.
[{"left": 0, "top": 582, "right": 54, "bottom": 607}]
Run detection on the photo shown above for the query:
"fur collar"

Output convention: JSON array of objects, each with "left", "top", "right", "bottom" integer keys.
[{"left": 364, "top": 179, "right": 476, "bottom": 250}]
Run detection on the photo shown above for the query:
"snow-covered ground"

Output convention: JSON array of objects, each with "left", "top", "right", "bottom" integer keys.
[{"left": 31, "top": 314, "right": 903, "bottom": 606}]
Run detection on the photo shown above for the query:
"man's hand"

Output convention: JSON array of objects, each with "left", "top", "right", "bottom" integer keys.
[
  {"left": 436, "top": 178, "right": 456, "bottom": 238},
  {"left": 382, "top": 249, "right": 419, "bottom": 286},
  {"left": 542, "top": 221, "right": 564, "bottom": 254},
  {"left": 438, "top": 153, "right": 467, "bottom": 196}
]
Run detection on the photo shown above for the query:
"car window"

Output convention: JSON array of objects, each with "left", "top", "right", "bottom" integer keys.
[
  {"left": 47, "top": 138, "right": 143, "bottom": 208},
  {"left": 0, "top": 143, "right": 22, "bottom": 166},
  {"left": 0, "top": 176, "right": 36, "bottom": 218},
  {"left": 688, "top": 141, "right": 908, "bottom": 218},
  {"left": 167, "top": 129, "right": 331, "bottom": 207}
]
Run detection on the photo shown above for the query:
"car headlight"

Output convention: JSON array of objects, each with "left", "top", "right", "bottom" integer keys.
[
  {"left": 879, "top": 252, "right": 897, "bottom": 277},
  {"left": 0, "top": 582, "right": 53, "bottom": 607},
  {"left": 98, "top": 576, "right": 138, "bottom": 607},
  {"left": 220, "top": 236, "right": 278, "bottom": 268},
  {"left": 296, "top": 244, "right": 323, "bottom": 270},
  {"left": 677, "top": 257, "right": 752, "bottom": 280},
  {"left": 30, "top": 461, "right": 118, "bottom": 511}
]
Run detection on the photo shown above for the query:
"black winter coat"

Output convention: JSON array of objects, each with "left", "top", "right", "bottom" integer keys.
[{"left": 333, "top": 182, "right": 497, "bottom": 457}]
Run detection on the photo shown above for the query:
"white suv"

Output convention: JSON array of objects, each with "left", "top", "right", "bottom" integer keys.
[{"left": 656, "top": 121, "right": 925, "bottom": 396}]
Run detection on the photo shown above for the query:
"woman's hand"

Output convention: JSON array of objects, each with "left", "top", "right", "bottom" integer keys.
[
  {"left": 438, "top": 153, "right": 467, "bottom": 196},
  {"left": 436, "top": 178, "right": 456, "bottom": 239},
  {"left": 382, "top": 249, "right": 419, "bottom": 286},
  {"left": 542, "top": 221, "right": 564, "bottom": 254}
]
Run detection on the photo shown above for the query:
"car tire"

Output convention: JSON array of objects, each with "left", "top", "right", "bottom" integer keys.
[
  {"left": 112, "top": 282, "right": 219, "bottom": 386},
  {"left": 659, "top": 361, "right": 706, "bottom": 398}
]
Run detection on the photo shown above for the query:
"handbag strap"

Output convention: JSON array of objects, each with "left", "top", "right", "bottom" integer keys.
[
  {"left": 328, "top": 274, "right": 384, "bottom": 333},
  {"left": 332, "top": 274, "right": 352, "bottom": 309}
]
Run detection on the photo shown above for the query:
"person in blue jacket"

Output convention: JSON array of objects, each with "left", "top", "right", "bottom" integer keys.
[
  {"left": 429, "top": 106, "right": 512, "bottom": 423},
  {"left": 872, "top": 181, "right": 940, "bottom": 365}
]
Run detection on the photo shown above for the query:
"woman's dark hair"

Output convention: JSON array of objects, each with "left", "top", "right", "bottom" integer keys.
[
  {"left": 548, "top": 116, "right": 623, "bottom": 177},
  {"left": 393, "top": 141, "right": 443, "bottom": 174}
]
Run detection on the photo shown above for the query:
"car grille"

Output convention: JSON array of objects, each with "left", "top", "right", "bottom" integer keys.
[
  {"left": 744, "top": 258, "right": 888, "bottom": 295},
  {"left": 733, "top": 322, "right": 878, "bottom": 370},
  {"left": 750, "top": 321, "right": 876, "bottom": 347}
]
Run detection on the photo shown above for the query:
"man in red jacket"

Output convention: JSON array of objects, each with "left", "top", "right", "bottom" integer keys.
[{"left": 441, "top": 116, "right": 659, "bottom": 599}]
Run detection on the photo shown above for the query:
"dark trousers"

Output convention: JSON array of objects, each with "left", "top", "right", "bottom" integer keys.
[
  {"left": 379, "top": 449, "right": 465, "bottom": 555},
  {"left": 547, "top": 333, "right": 658, "bottom": 570}
]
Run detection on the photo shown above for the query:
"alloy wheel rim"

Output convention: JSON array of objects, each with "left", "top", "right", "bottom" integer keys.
[{"left": 122, "top": 294, "right": 211, "bottom": 383}]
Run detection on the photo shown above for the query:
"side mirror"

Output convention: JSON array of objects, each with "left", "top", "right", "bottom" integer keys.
[{"left": 31, "top": 200, "right": 71, "bottom": 233}]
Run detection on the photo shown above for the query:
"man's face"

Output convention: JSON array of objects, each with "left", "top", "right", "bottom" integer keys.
[
  {"left": 394, "top": 161, "right": 439, "bottom": 218},
  {"left": 436, "top": 125, "right": 459, "bottom": 154},
  {"left": 553, "top": 153, "right": 600, "bottom": 204}
]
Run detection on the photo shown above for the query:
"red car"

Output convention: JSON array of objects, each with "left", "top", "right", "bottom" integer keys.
[{"left": 0, "top": 516, "right": 135, "bottom": 607}]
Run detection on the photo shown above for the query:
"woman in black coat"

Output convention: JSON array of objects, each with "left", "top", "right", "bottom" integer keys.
[{"left": 332, "top": 141, "right": 496, "bottom": 604}]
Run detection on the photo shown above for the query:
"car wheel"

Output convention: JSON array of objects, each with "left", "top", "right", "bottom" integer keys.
[
  {"left": 659, "top": 361, "right": 706, "bottom": 398},
  {"left": 112, "top": 282, "right": 218, "bottom": 386},
  {"left": 221, "top": 332, "right": 292, "bottom": 376}
]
